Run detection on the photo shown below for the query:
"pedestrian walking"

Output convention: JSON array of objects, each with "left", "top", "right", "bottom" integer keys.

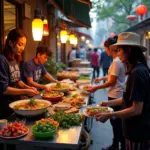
[
  {"left": 100, "top": 50, "right": 113, "bottom": 76},
  {"left": 91, "top": 48, "right": 100, "bottom": 79}
]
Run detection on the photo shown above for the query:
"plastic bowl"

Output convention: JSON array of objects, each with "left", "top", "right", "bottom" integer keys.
[{"left": 32, "top": 125, "right": 57, "bottom": 138}]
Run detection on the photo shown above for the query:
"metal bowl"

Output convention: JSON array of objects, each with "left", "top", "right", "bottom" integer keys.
[{"left": 9, "top": 99, "right": 51, "bottom": 117}]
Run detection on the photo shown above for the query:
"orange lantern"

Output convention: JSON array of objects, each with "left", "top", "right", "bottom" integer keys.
[
  {"left": 60, "top": 30, "right": 68, "bottom": 43},
  {"left": 32, "top": 9, "right": 43, "bottom": 41},
  {"left": 136, "top": 5, "right": 148, "bottom": 20},
  {"left": 43, "top": 18, "right": 49, "bottom": 36}
]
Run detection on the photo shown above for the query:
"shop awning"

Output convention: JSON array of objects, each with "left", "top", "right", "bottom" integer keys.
[
  {"left": 74, "top": 30, "right": 93, "bottom": 40},
  {"left": 49, "top": 0, "right": 91, "bottom": 28}
]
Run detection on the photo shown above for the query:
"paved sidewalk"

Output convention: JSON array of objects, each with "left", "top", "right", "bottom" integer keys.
[{"left": 89, "top": 88, "right": 113, "bottom": 150}]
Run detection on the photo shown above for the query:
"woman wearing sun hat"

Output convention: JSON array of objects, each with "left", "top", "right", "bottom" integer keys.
[{"left": 96, "top": 32, "right": 150, "bottom": 150}]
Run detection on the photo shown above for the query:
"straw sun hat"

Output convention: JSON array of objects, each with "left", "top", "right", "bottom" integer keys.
[{"left": 110, "top": 32, "right": 147, "bottom": 52}]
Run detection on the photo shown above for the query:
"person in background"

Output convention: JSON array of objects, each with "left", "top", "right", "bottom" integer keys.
[
  {"left": 86, "top": 48, "right": 92, "bottom": 62},
  {"left": 0, "top": 29, "right": 39, "bottom": 119},
  {"left": 68, "top": 47, "right": 76, "bottom": 67},
  {"left": 80, "top": 46, "right": 86, "bottom": 59},
  {"left": 76, "top": 47, "right": 80, "bottom": 58},
  {"left": 97, "top": 32, "right": 150, "bottom": 150},
  {"left": 23, "top": 46, "right": 58, "bottom": 92},
  {"left": 91, "top": 48, "right": 100, "bottom": 79},
  {"left": 100, "top": 50, "right": 113, "bottom": 76},
  {"left": 90, "top": 36, "right": 126, "bottom": 150}
]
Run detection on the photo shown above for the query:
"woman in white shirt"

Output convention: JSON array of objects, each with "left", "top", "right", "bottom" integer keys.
[{"left": 90, "top": 36, "right": 126, "bottom": 150}]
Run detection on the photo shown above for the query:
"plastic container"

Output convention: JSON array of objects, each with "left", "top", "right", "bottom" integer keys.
[{"left": 32, "top": 125, "right": 57, "bottom": 138}]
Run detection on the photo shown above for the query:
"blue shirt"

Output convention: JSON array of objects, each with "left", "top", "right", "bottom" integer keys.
[
  {"left": 100, "top": 51, "right": 113, "bottom": 69},
  {"left": 23, "top": 59, "right": 47, "bottom": 83}
]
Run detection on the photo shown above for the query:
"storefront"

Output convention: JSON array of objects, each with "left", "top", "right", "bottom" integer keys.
[
  {"left": 0, "top": 0, "right": 92, "bottom": 65},
  {"left": 0, "top": 0, "right": 57, "bottom": 62},
  {"left": 125, "top": 18, "right": 150, "bottom": 66},
  {"left": 0, "top": 0, "right": 22, "bottom": 52}
]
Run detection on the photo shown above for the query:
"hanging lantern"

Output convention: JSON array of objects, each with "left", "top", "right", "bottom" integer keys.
[
  {"left": 32, "top": 9, "right": 43, "bottom": 41},
  {"left": 126, "top": 15, "right": 137, "bottom": 21},
  {"left": 136, "top": 4, "right": 148, "bottom": 20},
  {"left": 69, "top": 34, "right": 75, "bottom": 44},
  {"left": 43, "top": 18, "right": 49, "bottom": 36},
  {"left": 145, "top": 34, "right": 149, "bottom": 40},
  {"left": 81, "top": 36, "right": 85, "bottom": 41},
  {"left": 148, "top": 32, "right": 150, "bottom": 39},
  {"left": 86, "top": 40, "right": 90, "bottom": 44},
  {"left": 74, "top": 36, "right": 78, "bottom": 45},
  {"left": 60, "top": 30, "right": 68, "bottom": 43},
  {"left": 110, "top": 32, "right": 115, "bottom": 38}
]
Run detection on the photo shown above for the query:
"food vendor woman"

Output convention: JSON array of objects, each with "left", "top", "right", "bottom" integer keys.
[{"left": 0, "top": 28, "right": 39, "bottom": 119}]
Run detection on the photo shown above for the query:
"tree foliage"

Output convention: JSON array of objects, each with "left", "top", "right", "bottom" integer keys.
[{"left": 92, "top": 0, "right": 150, "bottom": 33}]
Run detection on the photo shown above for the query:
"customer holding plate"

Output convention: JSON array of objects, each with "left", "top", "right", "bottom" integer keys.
[
  {"left": 96, "top": 32, "right": 150, "bottom": 150},
  {"left": 22, "top": 46, "right": 58, "bottom": 92},
  {"left": 89, "top": 36, "right": 126, "bottom": 150},
  {"left": 0, "top": 29, "right": 39, "bottom": 119}
]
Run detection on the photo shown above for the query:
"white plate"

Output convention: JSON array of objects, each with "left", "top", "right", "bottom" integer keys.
[
  {"left": 0, "top": 127, "right": 29, "bottom": 139},
  {"left": 81, "top": 106, "right": 113, "bottom": 118}
]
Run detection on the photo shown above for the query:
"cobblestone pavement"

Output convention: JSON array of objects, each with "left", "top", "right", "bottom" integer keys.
[{"left": 89, "top": 88, "right": 113, "bottom": 150}]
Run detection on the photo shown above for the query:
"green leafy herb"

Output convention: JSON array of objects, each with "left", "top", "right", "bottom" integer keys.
[
  {"left": 28, "top": 98, "right": 37, "bottom": 106},
  {"left": 47, "top": 111, "right": 82, "bottom": 129}
]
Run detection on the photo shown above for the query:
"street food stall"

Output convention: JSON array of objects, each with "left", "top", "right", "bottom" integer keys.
[{"left": 0, "top": 68, "right": 94, "bottom": 150}]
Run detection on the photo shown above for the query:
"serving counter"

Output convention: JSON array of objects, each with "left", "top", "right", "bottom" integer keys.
[
  {"left": 0, "top": 88, "right": 91, "bottom": 150},
  {"left": 0, "top": 67, "right": 94, "bottom": 150}
]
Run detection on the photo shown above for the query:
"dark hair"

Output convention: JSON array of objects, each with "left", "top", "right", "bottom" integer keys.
[
  {"left": 94, "top": 48, "right": 98, "bottom": 52},
  {"left": 88, "top": 48, "right": 91, "bottom": 51},
  {"left": 3, "top": 29, "right": 27, "bottom": 60},
  {"left": 119, "top": 46, "right": 150, "bottom": 74},
  {"left": 36, "top": 46, "right": 52, "bottom": 57},
  {"left": 104, "top": 35, "right": 118, "bottom": 47}
]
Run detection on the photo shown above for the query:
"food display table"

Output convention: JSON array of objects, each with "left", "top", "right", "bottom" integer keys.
[
  {"left": 0, "top": 66, "right": 94, "bottom": 150},
  {"left": 0, "top": 89, "right": 91, "bottom": 150}
]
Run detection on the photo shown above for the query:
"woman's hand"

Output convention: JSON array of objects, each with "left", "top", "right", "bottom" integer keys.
[
  {"left": 27, "top": 86, "right": 37, "bottom": 91},
  {"left": 89, "top": 86, "right": 98, "bottom": 93},
  {"left": 43, "top": 85, "right": 51, "bottom": 92},
  {"left": 99, "top": 101, "right": 109, "bottom": 107},
  {"left": 96, "top": 113, "right": 111, "bottom": 123},
  {"left": 94, "top": 77, "right": 102, "bottom": 83},
  {"left": 25, "top": 89, "right": 39, "bottom": 96}
]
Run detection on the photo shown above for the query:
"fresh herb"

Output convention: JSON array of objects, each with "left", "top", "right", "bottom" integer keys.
[
  {"left": 28, "top": 98, "right": 37, "bottom": 106},
  {"left": 78, "top": 76, "right": 90, "bottom": 80},
  {"left": 56, "top": 82, "right": 61, "bottom": 88},
  {"left": 47, "top": 111, "right": 82, "bottom": 129}
]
